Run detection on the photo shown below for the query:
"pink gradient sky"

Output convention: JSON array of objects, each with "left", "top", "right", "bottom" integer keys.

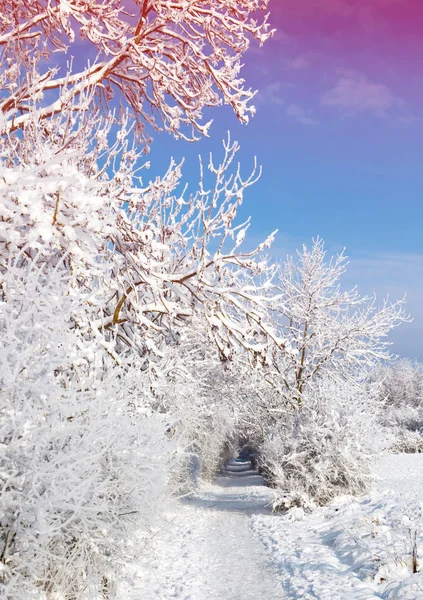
[{"left": 254, "top": 0, "right": 423, "bottom": 123}]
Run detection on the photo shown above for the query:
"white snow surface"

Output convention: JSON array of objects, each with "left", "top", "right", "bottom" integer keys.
[
  {"left": 251, "top": 454, "right": 423, "bottom": 599},
  {"left": 121, "top": 455, "right": 423, "bottom": 599},
  {"left": 122, "top": 459, "right": 281, "bottom": 599}
]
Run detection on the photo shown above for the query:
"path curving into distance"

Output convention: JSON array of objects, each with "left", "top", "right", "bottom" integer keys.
[{"left": 127, "top": 458, "right": 282, "bottom": 599}]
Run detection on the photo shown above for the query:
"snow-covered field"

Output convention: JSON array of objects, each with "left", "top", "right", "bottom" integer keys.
[
  {"left": 252, "top": 454, "right": 423, "bottom": 599},
  {"left": 122, "top": 455, "right": 423, "bottom": 600}
]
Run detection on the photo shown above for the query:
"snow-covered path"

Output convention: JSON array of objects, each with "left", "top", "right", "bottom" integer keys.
[
  {"left": 122, "top": 455, "right": 423, "bottom": 599},
  {"left": 124, "top": 459, "right": 282, "bottom": 599}
]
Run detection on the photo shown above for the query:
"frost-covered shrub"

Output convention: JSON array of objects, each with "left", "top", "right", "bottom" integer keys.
[
  {"left": 375, "top": 360, "right": 423, "bottom": 453},
  {"left": 0, "top": 256, "right": 171, "bottom": 599},
  {"left": 378, "top": 359, "right": 423, "bottom": 410},
  {"left": 156, "top": 326, "right": 238, "bottom": 493},
  {"left": 196, "top": 406, "right": 236, "bottom": 481},
  {"left": 261, "top": 377, "right": 379, "bottom": 510},
  {"left": 391, "top": 430, "right": 423, "bottom": 454},
  {"left": 174, "top": 418, "right": 235, "bottom": 493}
]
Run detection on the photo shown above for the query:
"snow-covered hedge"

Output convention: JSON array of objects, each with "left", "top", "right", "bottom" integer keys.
[
  {"left": 0, "top": 257, "right": 171, "bottom": 598},
  {"left": 375, "top": 359, "right": 423, "bottom": 454},
  {"left": 261, "top": 377, "right": 378, "bottom": 509}
]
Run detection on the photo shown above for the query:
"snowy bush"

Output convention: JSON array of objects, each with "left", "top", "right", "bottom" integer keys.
[
  {"left": 154, "top": 322, "right": 239, "bottom": 492},
  {"left": 375, "top": 360, "right": 423, "bottom": 453},
  {"left": 0, "top": 255, "right": 171, "bottom": 598},
  {"left": 261, "top": 377, "right": 379, "bottom": 509}
]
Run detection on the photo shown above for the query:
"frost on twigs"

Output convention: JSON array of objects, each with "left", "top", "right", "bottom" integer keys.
[
  {"left": 0, "top": 253, "right": 171, "bottom": 598},
  {"left": 110, "top": 132, "right": 279, "bottom": 362},
  {"left": 0, "top": 105, "right": 278, "bottom": 365},
  {"left": 0, "top": 99, "right": 282, "bottom": 595},
  {"left": 238, "top": 239, "right": 408, "bottom": 508},
  {"left": 0, "top": 0, "right": 274, "bottom": 146}
]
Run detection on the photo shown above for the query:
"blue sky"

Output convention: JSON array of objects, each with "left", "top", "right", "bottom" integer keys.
[{"left": 145, "top": 0, "right": 423, "bottom": 360}]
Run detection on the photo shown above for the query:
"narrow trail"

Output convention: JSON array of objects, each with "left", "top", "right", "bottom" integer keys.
[
  {"left": 128, "top": 459, "right": 282, "bottom": 600},
  {"left": 185, "top": 459, "right": 282, "bottom": 599},
  {"left": 123, "top": 459, "right": 389, "bottom": 599}
]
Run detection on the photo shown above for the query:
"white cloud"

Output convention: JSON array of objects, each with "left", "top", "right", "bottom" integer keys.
[
  {"left": 286, "top": 103, "right": 318, "bottom": 125},
  {"left": 256, "top": 89, "right": 318, "bottom": 125},
  {"left": 256, "top": 81, "right": 285, "bottom": 106},
  {"left": 321, "top": 70, "right": 402, "bottom": 117},
  {"left": 283, "top": 56, "right": 310, "bottom": 70}
]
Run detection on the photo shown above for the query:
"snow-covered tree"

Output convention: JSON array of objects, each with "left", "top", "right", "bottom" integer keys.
[
  {"left": 234, "top": 239, "right": 408, "bottom": 508},
  {"left": 0, "top": 102, "right": 279, "bottom": 594},
  {"left": 0, "top": 0, "right": 273, "bottom": 145},
  {"left": 0, "top": 110, "right": 278, "bottom": 363},
  {"left": 0, "top": 252, "right": 172, "bottom": 598},
  {"left": 261, "top": 375, "right": 380, "bottom": 510},
  {"left": 267, "top": 238, "right": 407, "bottom": 409},
  {"left": 0, "top": 2, "right": 279, "bottom": 590}
]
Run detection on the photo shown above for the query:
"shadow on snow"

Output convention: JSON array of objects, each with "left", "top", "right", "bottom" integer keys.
[{"left": 182, "top": 459, "right": 273, "bottom": 515}]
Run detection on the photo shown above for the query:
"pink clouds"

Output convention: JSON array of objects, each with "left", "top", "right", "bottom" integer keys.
[
  {"left": 252, "top": 1, "right": 421, "bottom": 126},
  {"left": 321, "top": 71, "right": 402, "bottom": 117}
]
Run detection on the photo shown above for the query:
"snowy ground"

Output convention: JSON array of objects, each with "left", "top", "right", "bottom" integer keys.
[
  {"left": 122, "top": 459, "right": 280, "bottom": 599},
  {"left": 121, "top": 455, "right": 423, "bottom": 599},
  {"left": 252, "top": 454, "right": 423, "bottom": 599}
]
